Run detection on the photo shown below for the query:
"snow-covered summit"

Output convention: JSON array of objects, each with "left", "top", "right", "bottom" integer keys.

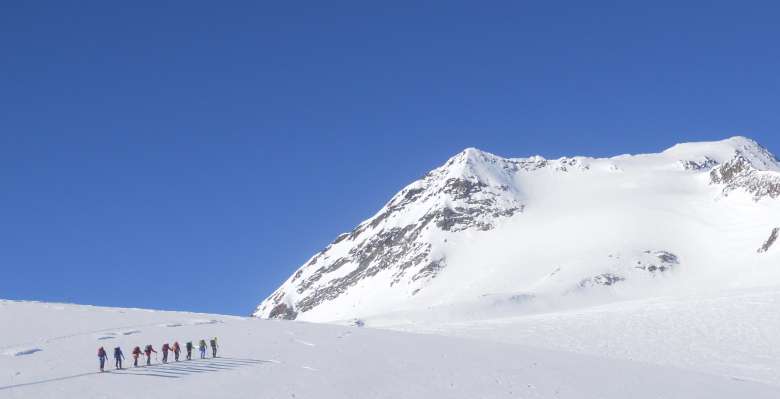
[
  {"left": 662, "top": 136, "right": 780, "bottom": 172},
  {"left": 255, "top": 137, "right": 780, "bottom": 322}
]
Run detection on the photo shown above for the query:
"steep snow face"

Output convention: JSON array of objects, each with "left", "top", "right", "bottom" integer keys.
[{"left": 255, "top": 136, "right": 780, "bottom": 322}]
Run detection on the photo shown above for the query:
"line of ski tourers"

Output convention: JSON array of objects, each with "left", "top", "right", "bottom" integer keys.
[{"left": 97, "top": 337, "right": 218, "bottom": 372}]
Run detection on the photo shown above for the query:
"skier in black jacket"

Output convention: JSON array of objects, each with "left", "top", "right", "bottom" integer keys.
[
  {"left": 144, "top": 345, "right": 157, "bottom": 365},
  {"left": 161, "top": 343, "right": 171, "bottom": 364},
  {"left": 210, "top": 337, "right": 218, "bottom": 358}
]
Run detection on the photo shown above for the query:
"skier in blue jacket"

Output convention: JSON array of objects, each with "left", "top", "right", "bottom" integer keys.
[{"left": 114, "top": 347, "right": 125, "bottom": 370}]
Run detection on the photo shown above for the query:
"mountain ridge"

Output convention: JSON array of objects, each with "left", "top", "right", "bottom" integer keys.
[{"left": 254, "top": 136, "right": 780, "bottom": 321}]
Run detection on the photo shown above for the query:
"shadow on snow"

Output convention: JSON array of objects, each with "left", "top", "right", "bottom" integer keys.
[{"left": 0, "top": 357, "right": 272, "bottom": 390}]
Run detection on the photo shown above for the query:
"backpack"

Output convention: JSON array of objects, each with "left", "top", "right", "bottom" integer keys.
[
  {"left": 145, "top": 345, "right": 152, "bottom": 352},
  {"left": 97, "top": 348, "right": 105, "bottom": 357}
]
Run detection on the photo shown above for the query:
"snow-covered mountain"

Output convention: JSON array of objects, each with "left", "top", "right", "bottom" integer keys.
[
  {"left": 6, "top": 136, "right": 780, "bottom": 398},
  {"left": 254, "top": 136, "right": 780, "bottom": 322}
]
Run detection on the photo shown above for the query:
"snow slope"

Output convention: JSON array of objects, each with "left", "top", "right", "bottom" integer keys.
[
  {"left": 256, "top": 136, "right": 780, "bottom": 322},
  {"left": 363, "top": 285, "right": 780, "bottom": 386},
  {"left": 2, "top": 300, "right": 779, "bottom": 398}
]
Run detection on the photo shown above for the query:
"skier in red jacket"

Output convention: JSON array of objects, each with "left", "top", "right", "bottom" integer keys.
[
  {"left": 172, "top": 342, "right": 181, "bottom": 362},
  {"left": 132, "top": 346, "right": 142, "bottom": 367},
  {"left": 97, "top": 347, "right": 109, "bottom": 372}
]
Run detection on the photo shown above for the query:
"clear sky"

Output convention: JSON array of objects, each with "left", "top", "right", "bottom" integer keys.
[{"left": 2, "top": 1, "right": 779, "bottom": 315}]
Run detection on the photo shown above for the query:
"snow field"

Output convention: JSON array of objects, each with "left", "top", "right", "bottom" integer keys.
[{"left": 3, "top": 300, "right": 779, "bottom": 398}]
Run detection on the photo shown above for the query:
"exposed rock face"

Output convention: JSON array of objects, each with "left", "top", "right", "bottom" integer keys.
[
  {"left": 709, "top": 143, "right": 780, "bottom": 201},
  {"left": 574, "top": 250, "right": 680, "bottom": 291},
  {"left": 635, "top": 251, "right": 680, "bottom": 273},
  {"left": 680, "top": 157, "right": 718, "bottom": 171},
  {"left": 759, "top": 228, "right": 780, "bottom": 254},
  {"left": 579, "top": 273, "right": 625, "bottom": 288},
  {"left": 267, "top": 303, "right": 297, "bottom": 319}
]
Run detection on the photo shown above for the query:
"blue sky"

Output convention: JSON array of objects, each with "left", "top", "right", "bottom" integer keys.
[{"left": 2, "top": 1, "right": 779, "bottom": 315}]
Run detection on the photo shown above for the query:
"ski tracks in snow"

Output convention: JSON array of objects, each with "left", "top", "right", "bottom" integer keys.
[
  {"left": 0, "top": 358, "right": 273, "bottom": 392},
  {"left": 1, "top": 318, "right": 225, "bottom": 359},
  {"left": 2, "top": 348, "right": 43, "bottom": 357},
  {"left": 286, "top": 331, "right": 316, "bottom": 347}
]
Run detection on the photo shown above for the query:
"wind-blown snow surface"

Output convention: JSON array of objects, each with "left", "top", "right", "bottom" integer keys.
[
  {"left": 256, "top": 136, "right": 780, "bottom": 322},
  {"left": 2, "top": 300, "right": 779, "bottom": 398},
  {"left": 363, "top": 286, "right": 780, "bottom": 386}
]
